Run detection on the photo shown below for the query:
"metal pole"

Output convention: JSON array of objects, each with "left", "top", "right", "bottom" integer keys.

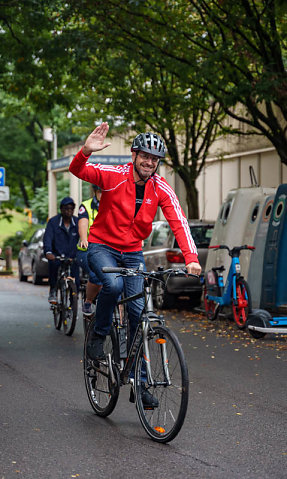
[{"left": 53, "top": 132, "right": 57, "bottom": 160}]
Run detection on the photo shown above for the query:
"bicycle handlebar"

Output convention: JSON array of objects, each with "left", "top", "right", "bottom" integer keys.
[
  {"left": 209, "top": 244, "right": 255, "bottom": 252},
  {"left": 208, "top": 244, "right": 255, "bottom": 259},
  {"left": 102, "top": 266, "right": 199, "bottom": 278},
  {"left": 55, "top": 255, "right": 77, "bottom": 262}
]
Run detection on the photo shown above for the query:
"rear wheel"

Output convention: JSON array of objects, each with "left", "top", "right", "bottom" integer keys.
[
  {"left": 246, "top": 315, "right": 267, "bottom": 339},
  {"left": 83, "top": 321, "right": 120, "bottom": 417},
  {"left": 62, "top": 281, "right": 78, "bottom": 336},
  {"left": 203, "top": 286, "right": 220, "bottom": 321},
  {"left": 134, "top": 325, "right": 189, "bottom": 443},
  {"left": 232, "top": 278, "right": 251, "bottom": 330}
]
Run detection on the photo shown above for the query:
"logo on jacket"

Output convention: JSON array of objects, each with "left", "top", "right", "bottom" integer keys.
[{"left": 145, "top": 198, "right": 152, "bottom": 205}]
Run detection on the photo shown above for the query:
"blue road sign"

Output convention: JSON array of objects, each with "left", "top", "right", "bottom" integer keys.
[{"left": 0, "top": 167, "right": 5, "bottom": 186}]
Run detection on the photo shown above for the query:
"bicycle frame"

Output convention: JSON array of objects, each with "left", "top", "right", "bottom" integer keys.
[
  {"left": 113, "top": 284, "right": 167, "bottom": 387},
  {"left": 205, "top": 257, "right": 241, "bottom": 307}
]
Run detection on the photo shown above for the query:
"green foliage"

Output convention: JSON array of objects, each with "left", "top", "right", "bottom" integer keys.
[
  {"left": 30, "top": 176, "right": 70, "bottom": 222},
  {"left": 1, "top": 0, "right": 287, "bottom": 217},
  {"left": 2, "top": 225, "right": 40, "bottom": 259},
  {"left": 0, "top": 91, "right": 82, "bottom": 209}
]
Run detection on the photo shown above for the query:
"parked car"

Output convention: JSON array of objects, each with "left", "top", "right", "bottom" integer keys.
[
  {"left": 18, "top": 228, "right": 49, "bottom": 284},
  {"left": 143, "top": 220, "right": 214, "bottom": 308}
]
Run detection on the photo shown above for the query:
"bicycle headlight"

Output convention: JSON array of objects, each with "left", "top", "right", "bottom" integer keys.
[{"left": 235, "top": 264, "right": 241, "bottom": 273}]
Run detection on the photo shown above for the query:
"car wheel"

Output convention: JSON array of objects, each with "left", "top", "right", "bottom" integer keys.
[
  {"left": 32, "top": 262, "right": 42, "bottom": 285},
  {"left": 153, "top": 280, "right": 176, "bottom": 309},
  {"left": 18, "top": 262, "right": 28, "bottom": 282}
]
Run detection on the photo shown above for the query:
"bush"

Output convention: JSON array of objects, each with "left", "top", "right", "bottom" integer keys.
[{"left": 2, "top": 224, "right": 41, "bottom": 259}]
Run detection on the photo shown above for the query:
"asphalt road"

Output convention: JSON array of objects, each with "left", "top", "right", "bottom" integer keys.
[{"left": 0, "top": 276, "right": 286, "bottom": 479}]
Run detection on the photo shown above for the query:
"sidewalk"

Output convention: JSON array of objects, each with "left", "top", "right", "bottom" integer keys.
[{"left": 0, "top": 258, "right": 17, "bottom": 276}]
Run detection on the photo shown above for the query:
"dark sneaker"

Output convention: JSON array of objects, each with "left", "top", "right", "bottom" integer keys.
[
  {"left": 141, "top": 384, "right": 159, "bottom": 409},
  {"left": 86, "top": 333, "right": 106, "bottom": 361},
  {"left": 82, "top": 302, "right": 93, "bottom": 316},
  {"left": 48, "top": 289, "right": 57, "bottom": 304},
  {"left": 129, "top": 383, "right": 159, "bottom": 409}
]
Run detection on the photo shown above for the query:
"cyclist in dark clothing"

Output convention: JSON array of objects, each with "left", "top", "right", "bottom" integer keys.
[{"left": 43, "top": 197, "right": 80, "bottom": 303}]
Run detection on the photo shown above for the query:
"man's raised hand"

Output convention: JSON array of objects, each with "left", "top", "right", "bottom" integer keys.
[{"left": 82, "top": 122, "right": 111, "bottom": 156}]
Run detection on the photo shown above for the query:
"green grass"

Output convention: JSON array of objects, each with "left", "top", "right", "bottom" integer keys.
[{"left": 0, "top": 210, "right": 31, "bottom": 243}]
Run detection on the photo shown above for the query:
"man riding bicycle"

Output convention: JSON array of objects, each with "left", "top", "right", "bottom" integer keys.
[
  {"left": 69, "top": 122, "right": 201, "bottom": 407},
  {"left": 44, "top": 197, "right": 80, "bottom": 303}
]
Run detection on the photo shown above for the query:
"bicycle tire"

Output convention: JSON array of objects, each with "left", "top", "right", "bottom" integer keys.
[
  {"left": 62, "top": 280, "right": 78, "bottom": 336},
  {"left": 134, "top": 325, "right": 189, "bottom": 443},
  {"left": 232, "top": 278, "right": 251, "bottom": 330},
  {"left": 203, "top": 286, "right": 220, "bottom": 321},
  {"left": 83, "top": 320, "right": 120, "bottom": 417},
  {"left": 53, "top": 283, "right": 63, "bottom": 330}
]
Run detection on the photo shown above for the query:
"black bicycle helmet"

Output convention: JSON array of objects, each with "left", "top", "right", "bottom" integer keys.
[{"left": 131, "top": 132, "right": 166, "bottom": 158}]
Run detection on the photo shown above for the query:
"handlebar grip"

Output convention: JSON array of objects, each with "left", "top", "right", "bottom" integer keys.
[
  {"left": 102, "top": 266, "right": 126, "bottom": 273},
  {"left": 208, "top": 244, "right": 229, "bottom": 250}
]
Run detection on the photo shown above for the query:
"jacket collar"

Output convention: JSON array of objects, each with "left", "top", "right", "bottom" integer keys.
[{"left": 59, "top": 214, "right": 76, "bottom": 227}]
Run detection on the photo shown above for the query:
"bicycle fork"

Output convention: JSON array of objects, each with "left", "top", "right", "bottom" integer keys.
[{"left": 143, "top": 320, "right": 171, "bottom": 387}]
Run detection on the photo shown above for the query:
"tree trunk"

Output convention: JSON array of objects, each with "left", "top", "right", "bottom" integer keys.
[
  {"left": 185, "top": 183, "right": 199, "bottom": 219},
  {"left": 19, "top": 181, "right": 30, "bottom": 208}
]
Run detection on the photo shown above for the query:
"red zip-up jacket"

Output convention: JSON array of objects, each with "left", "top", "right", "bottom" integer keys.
[{"left": 69, "top": 148, "right": 198, "bottom": 264}]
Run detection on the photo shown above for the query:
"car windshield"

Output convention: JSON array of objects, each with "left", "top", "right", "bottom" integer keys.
[{"left": 174, "top": 225, "right": 214, "bottom": 248}]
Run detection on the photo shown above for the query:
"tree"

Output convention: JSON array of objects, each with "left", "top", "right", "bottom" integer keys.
[
  {"left": 2, "top": 0, "right": 286, "bottom": 215},
  {"left": 0, "top": 1, "right": 228, "bottom": 217},
  {"left": 30, "top": 176, "right": 70, "bottom": 222},
  {"left": 0, "top": 93, "right": 81, "bottom": 208},
  {"left": 91, "top": 0, "right": 287, "bottom": 163}
]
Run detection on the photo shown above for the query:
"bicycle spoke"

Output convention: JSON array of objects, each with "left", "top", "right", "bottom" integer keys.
[{"left": 134, "top": 325, "right": 189, "bottom": 443}]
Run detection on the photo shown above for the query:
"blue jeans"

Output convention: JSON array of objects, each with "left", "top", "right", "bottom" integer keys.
[
  {"left": 76, "top": 249, "right": 102, "bottom": 285},
  {"left": 87, "top": 243, "right": 145, "bottom": 339}
]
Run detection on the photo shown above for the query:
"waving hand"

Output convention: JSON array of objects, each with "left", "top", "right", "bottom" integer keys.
[{"left": 82, "top": 122, "right": 111, "bottom": 156}]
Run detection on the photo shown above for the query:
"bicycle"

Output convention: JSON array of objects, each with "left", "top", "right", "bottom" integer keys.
[
  {"left": 203, "top": 244, "right": 254, "bottom": 329},
  {"left": 50, "top": 256, "right": 78, "bottom": 336},
  {"left": 83, "top": 266, "right": 195, "bottom": 443}
]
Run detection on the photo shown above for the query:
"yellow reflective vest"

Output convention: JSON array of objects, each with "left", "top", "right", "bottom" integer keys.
[{"left": 77, "top": 197, "right": 98, "bottom": 251}]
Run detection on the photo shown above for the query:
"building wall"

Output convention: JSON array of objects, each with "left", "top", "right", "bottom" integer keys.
[{"left": 197, "top": 147, "right": 287, "bottom": 221}]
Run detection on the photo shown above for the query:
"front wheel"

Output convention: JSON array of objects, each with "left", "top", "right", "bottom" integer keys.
[
  {"left": 232, "top": 278, "right": 251, "bottom": 330},
  {"left": 62, "top": 280, "right": 78, "bottom": 336},
  {"left": 134, "top": 325, "right": 189, "bottom": 443},
  {"left": 83, "top": 321, "right": 120, "bottom": 417},
  {"left": 53, "top": 284, "right": 63, "bottom": 330}
]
